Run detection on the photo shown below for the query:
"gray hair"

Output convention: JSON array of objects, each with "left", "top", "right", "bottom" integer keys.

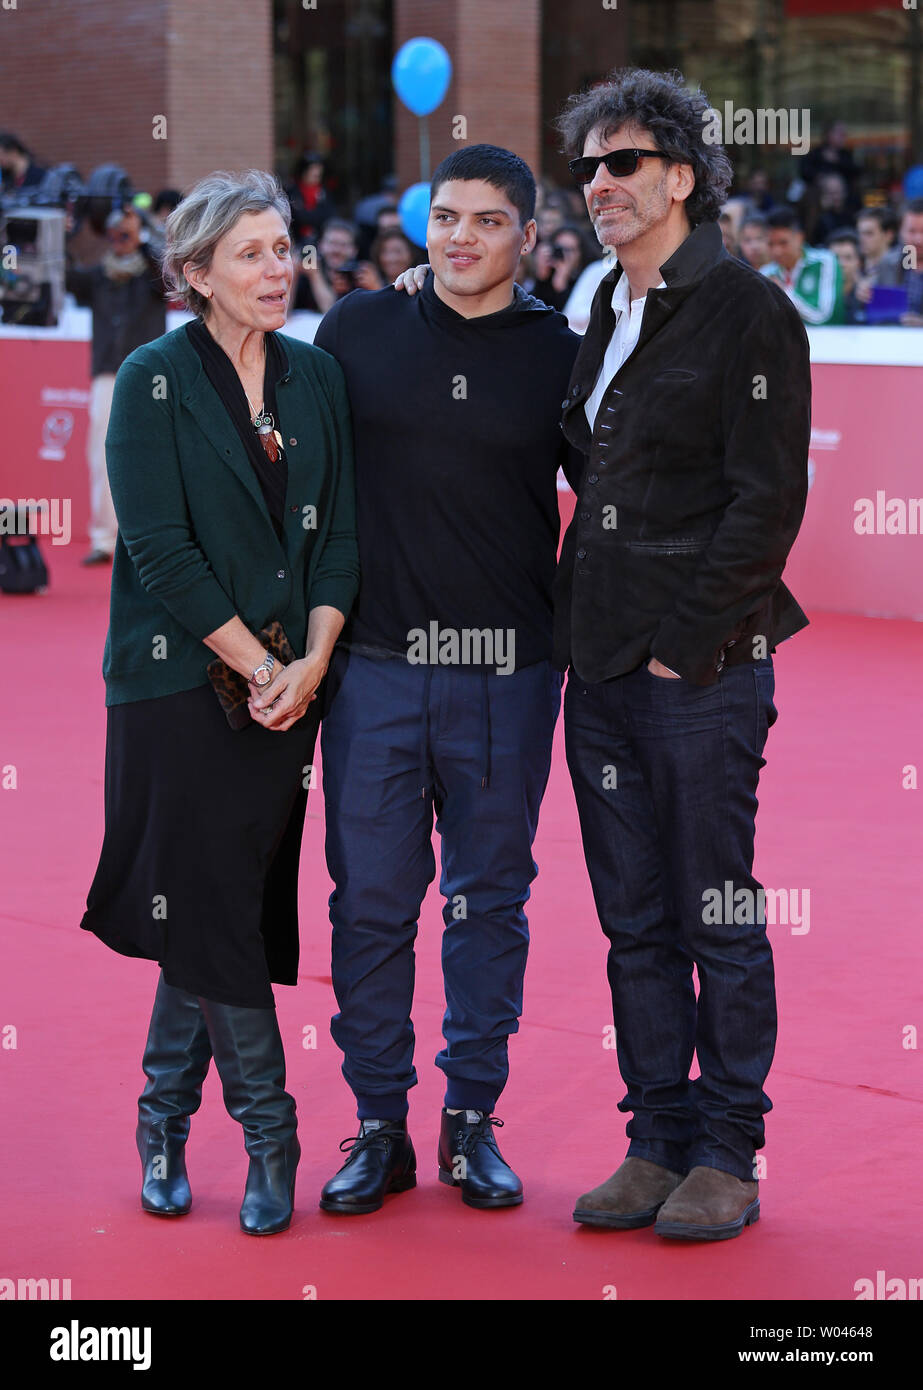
[{"left": 161, "top": 169, "right": 291, "bottom": 318}]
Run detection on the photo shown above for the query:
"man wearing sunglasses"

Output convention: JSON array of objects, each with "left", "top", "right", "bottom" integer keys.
[{"left": 555, "top": 68, "right": 811, "bottom": 1240}]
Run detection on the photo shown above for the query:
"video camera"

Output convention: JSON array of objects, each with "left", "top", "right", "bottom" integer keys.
[{"left": 0, "top": 163, "right": 162, "bottom": 326}]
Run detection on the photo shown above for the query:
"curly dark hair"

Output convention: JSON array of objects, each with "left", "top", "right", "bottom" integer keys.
[{"left": 554, "top": 67, "right": 733, "bottom": 226}]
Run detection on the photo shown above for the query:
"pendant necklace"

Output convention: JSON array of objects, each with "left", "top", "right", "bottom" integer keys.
[{"left": 243, "top": 383, "right": 284, "bottom": 464}]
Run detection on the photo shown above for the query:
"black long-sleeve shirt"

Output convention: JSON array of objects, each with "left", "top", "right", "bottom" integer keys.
[{"left": 313, "top": 276, "right": 580, "bottom": 670}]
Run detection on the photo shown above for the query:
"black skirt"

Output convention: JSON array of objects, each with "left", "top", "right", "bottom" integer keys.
[{"left": 81, "top": 683, "right": 320, "bottom": 1008}]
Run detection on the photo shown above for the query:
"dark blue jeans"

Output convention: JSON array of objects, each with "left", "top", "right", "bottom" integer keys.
[
  {"left": 564, "top": 659, "right": 779, "bottom": 1182},
  {"left": 321, "top": 648, "right": 562, "bottom": 1120}
]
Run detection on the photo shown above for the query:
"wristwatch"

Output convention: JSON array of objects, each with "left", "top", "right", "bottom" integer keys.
[{"left": 248, "top": 653, "right": 276, "bottom": 689}]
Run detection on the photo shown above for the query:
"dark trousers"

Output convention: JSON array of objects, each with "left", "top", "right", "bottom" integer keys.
[
  {"left": 564, "top": 659, "right": 779, "bottom": 1182},
  {"left": 321, "top": 648, "right": 562, "bottom": 1119}
]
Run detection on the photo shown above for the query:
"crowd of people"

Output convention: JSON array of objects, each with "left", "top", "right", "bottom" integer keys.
[
  {"left": 4, "top": 121, "right": 921, "bottom": 338},
  {"left": 2, "top": 119, "right": 920, "bottom": 568},
  {"left": 280, "top": 129, "right": 923, "bottom": 329}
]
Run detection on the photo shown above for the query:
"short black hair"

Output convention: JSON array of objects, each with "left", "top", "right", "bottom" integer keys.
[
  {"left": 554, "top": 67, "right": 733, "bottom": 226},
  {"left": 321, "top": 218, "right": 358, "bottom": 240},
  {"left": 903, "top": 197, "right": 923, "bottom": 217},
  {"left": 767, "top": 207, "right": 803, "bottom": 233},
  {"left": 293, "top": 150, "right": 325, "bottom": 180},
  {"left": 153, "top": 188, "right": 182, "bottom": 214},
  {"left": 826, "top": 228, "right": 859, "bottom": 250},
  {"left": 0, "top": 132, "right": 29, "bottom": 156},
  {"left": 430, "top": 144, "right": 536, "bottom": 228},
  {"left": 856, "top": 206, "right": 898, "bottom": 235},
  {"left": 740, "top": 212, "right": 768, "bottom": 231}
]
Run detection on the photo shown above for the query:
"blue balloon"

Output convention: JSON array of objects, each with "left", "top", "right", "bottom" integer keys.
[
  {"left": 904, "top": 165, "right": 923, "bottom": 200},
  {"left": 398, "top": 182, "right": 432, "bottom": 248},
  {"left": 392, "top": 37, "right": 452, "bottom": 117}
]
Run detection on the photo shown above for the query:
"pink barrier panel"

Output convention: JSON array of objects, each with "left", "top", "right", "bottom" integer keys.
[
  {"left": 0, "top": 339, "right": 91, "bottom": 547},
  {"left": 784, "top": 362, "right": 922, "bottom": 621},
  {"left": 1, "top": 340, "right": 919, "bottom": 620}
]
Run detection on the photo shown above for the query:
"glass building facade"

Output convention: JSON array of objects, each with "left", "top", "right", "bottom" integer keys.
[
  {"left": 620, "top": 0, "right": 921, "bottom": 192},
  {"left": 271, "top": 0, "right": 921, "bottom": 206}
]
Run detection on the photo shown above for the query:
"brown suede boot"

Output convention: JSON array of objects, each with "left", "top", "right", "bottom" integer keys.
[
  {"left": 573, "top": 1157, "right": 686, "bottom": 1229},
  {"left": 654, "top": 1165, "right": 759, "bottom": 1241}
]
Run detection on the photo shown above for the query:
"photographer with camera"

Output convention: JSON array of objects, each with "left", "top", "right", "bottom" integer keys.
[
  {"left": 292, "top": 218, "right": 370, "bottom": 313},
  {"left": 66, "top": 203, "right": 166, "bottom": 565},
  {"left": 530, "top": 223, "right": 595, "bottom": 311}
]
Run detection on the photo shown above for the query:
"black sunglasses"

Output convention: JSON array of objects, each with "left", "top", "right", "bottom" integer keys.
[{"left": 568, "top": 148, "right": 670, "bottom": 186}]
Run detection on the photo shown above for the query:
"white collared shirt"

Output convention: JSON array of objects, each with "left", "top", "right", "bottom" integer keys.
[{"left": 584, "top": 273, "right": 667, "bottom": 431}]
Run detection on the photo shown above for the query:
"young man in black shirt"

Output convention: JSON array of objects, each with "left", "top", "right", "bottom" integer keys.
[{"left": 313, "top": 146, "right": 579, "bottom": 1213}]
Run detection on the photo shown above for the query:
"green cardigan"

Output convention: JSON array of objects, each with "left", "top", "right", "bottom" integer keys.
[{"left": 102, "top": 324, "right": 358, "bottom": 705}]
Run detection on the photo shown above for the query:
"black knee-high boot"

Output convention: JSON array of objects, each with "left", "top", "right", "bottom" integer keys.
[
  {"left": 137, "top": 970, "right": 212, "bottom": 1216},
  {"left": 196, "top": 997, "right": 299, "bottom": 1236}
]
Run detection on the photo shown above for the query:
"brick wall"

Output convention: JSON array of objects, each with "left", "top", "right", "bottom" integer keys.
[
  {"left": 541, "top": 1, "right": 629, "bottom": 184},
  {"left": 165, "top": 0, "right": 274, "bottom": 191},
  {"left": 0, "top": 0, "right": 169, "bottom": 190},
  {"left": 0, "top": 0, "right": 273, "bottom": 197},
  {"left": 393, "top": 0, "right": 542, "bottom": 190},
  {"left": 0, "top": 0, "right": 627, "bottom": 207}
]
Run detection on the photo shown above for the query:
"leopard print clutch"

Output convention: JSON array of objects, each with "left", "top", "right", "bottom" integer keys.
[{"left": 207, "top": 621, "right": 297, "bottom": 730}]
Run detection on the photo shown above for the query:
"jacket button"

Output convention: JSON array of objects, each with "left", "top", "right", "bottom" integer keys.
[
  {"left": 576, "top": 547, "right": 587, "bottom": 559},
  {"left": 561, "top": 398, "right": 570, "bottom": 409},
  {"left": 588, "top": 473, "right": 599, "bottom": 484},
  {"left": 571, "top": 386, "right": 580, "bottom": 397},
  {"left": 580, "top": 510, "right": 591, "bottom": 520},
  {"left": 276, "top": 569, "right": 286, "bottom": 579},
  {"left": 289, "top": 437, "right": 297, "bottom": 446},
  {"left": 290, "top": 505, "right": 298, "bottom": 512}
]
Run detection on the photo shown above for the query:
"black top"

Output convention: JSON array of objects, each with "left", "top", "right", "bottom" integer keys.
[
  {"left": 313, "top": 276, "right": 580, "bottom": 670},
  {"left": 554, "top": 220, "right": 810, "bottom": 686},
  {"left": 185, "top": 319, "right": 288, "bottom": 538},
  {"left": 66, "top": 246, "right": 166, "bottom": 376}
]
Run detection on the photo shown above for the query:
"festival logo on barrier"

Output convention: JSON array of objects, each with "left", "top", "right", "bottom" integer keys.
[{"left": 39, "top": 410, "right": 74, "bottom": 462}]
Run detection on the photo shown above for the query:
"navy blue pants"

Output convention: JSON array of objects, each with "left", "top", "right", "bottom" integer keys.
[
  {"left": 564, "top": 659, "right": 779, "bottom": 1182},
  {"left": 321, "top": 648, "right": 562, "bottom": 1119}
]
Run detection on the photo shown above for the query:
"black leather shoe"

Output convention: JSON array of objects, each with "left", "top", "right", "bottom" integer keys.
[
  {"left": 197, "top": 997, "right": 299, "bottom": 1235},
  {"left": 319, "top": 1119, "right": 416, "bottom": 1214},
  {"left": 438, "top": 1109, "right": 523, "bottom": 1209},
  {"left": 137, "top": 971, "right": 212, "bottom": 1217}
]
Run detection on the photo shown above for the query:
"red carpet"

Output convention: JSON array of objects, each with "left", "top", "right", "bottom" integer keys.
[{"left": 1, "top": 544, "right": 920, "bottom": 1301}]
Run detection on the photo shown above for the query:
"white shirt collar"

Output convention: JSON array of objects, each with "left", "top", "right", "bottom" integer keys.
[{"left": 611, "top": 270, "right": 667, "bottom": 317}]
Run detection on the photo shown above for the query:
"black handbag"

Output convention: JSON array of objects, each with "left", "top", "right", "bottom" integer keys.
[{"left": 0, "top": 534, "right": 49, "bottom": 594}]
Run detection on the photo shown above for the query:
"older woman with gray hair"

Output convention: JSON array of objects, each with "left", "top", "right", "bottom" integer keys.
[{"left": 81, "top": 169, "right": 358, "bottom": 1235}]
